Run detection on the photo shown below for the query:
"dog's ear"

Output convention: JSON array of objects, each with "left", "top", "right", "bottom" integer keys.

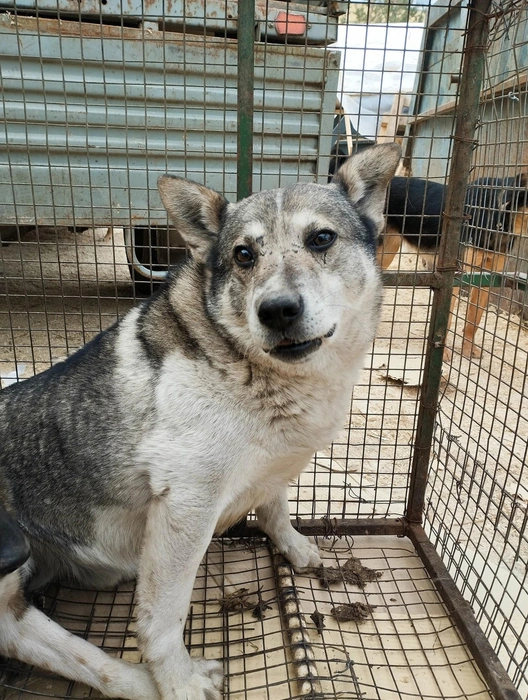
[
  {"left": 497, "top": 173, "right": 528, "bottom": 212},
  {"left": 158, "top": 176, "right": 228, "bottom": 259},
  {"left": 332, "top": 143, "right": 401, "bottom": 229},
  {"left": 513, "top": 172, "right": 528, "bottom": 209}
]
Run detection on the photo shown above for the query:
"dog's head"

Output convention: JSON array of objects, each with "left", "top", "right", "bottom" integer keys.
[
  {"left": 158, "top": 144, "right": 400, "bottom": 368},
  {"left": 466, "top": 174, "right": 528, "bottom": 249}
]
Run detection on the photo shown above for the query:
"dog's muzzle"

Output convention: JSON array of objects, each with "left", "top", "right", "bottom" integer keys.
[
  {"left": 258, "top": 294, "right": 336, "bottom": 362},
  {"left": 265, "top": 325, "right": 336, "bottom": 362}
]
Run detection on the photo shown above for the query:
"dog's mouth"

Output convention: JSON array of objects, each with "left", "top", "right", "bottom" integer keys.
[{"left": 265, "top": 325, "right": 336, "bottom": 362}]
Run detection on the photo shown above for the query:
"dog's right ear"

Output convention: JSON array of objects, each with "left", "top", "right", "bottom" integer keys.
[
  {"left": 332, "top": 143, "right": 401, "bottom": 231},
  {"left": 158, "top": 176, "right": 228, "bottom": 260}
]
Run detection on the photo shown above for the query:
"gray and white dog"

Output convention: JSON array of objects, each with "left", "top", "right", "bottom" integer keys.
[{"left": 0, "top": 143, "right": 400, "bottom": 700}]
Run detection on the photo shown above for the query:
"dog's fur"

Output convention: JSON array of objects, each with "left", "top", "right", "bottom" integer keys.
[
  {"left": 378, "top": 174, "right": 528, "bottom": 357},
  {"left": 0, "top": 143, "right": 401, "bottom": 700}
]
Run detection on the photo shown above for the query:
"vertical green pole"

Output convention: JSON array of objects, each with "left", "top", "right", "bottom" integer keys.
[
  {"left": 406, "top": 0, "right": 492, "bottom": 522},
  {"left": 237, "top": 0, "right": 255, "bottom": 200}
]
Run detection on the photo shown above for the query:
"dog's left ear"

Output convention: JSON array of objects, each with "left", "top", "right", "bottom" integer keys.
[
  {"left": 158, "top": 175, "right": 228, "bottom": 260},
  {"left": 332, "top": 143, "right": 401, "bottom": 229}
]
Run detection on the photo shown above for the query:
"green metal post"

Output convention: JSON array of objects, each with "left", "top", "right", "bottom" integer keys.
[
  {"left": 237, "top": 0, "right": 255, "bottom": 200},
  {"left": 406, "top": 0, "right": 492, "bottom": 522}
]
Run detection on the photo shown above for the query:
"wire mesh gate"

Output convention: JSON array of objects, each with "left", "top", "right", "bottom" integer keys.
[{"left": 0, "top": 0, "right": 527, "bottom": 698}]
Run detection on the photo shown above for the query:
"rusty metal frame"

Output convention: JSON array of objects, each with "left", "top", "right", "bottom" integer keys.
[
  {"left": 405, "top": 0, "right": 493, "bottom": 523},
  {"left": 407, "top": 524, "right": 522, "bottom": 700},
  {"left": 237, "top": 0, "right": 255, "bottom": 200},
  {"left": 227, "top": 2, "right": 524, "bottom": 697},
  {"left": 391, "top": 2, "right": 522, "bottom": 697},
  {"left": 225, "top": 515, "right": 522, "bottom": 700}
]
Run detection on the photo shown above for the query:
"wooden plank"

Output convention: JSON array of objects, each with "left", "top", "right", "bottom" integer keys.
[{"left": 410, "top": 71, "right": 528, "bottom": 125}]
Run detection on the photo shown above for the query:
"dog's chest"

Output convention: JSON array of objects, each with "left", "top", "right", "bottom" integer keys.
[
  {"left": 225, "top": 373, "right": 347, "bottom": 458},
  {"left": 212, "top": 400, "right": 338, "bottom": 533},
  {"left": 159, "top": 358, "right": 349, "bottom": 450},
  {"left": 141, "top": 362, "right": 353, "bottom": 532},
  {"left": 214, "top": 379, "right": 348, "bottom": 517}
]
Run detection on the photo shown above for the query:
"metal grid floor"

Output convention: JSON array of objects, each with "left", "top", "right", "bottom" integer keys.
[{"left": 0, "top": 536, "right": 491, "bottom": 700}]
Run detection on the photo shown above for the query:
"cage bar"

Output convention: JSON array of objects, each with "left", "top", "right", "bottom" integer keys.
[{"left": 1, "top": 0, "right": 528, "bottom": 697}]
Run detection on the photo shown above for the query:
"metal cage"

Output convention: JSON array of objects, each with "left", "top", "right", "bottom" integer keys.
[{"left": 1, "top": 0, "right": 527, "bottom": 698}]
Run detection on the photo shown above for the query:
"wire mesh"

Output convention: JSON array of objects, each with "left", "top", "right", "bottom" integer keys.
[
  {"left": 0, "top": 0, "right": 527, "bottom": 698},
  {"left": 0, "top": 537, "right": 493, "bottom": 699},
  {"left": 422, "top": 2, "right": 528, "bottom": 696}
]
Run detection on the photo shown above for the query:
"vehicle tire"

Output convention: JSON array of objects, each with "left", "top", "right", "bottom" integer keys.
[{"left": 126, "top": 227, "right": 166, "bottom": 297}]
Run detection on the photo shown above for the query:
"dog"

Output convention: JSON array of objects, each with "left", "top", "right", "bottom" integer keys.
[
  {"left": 378, "top": 173, "right": 528, "bottom": 358},
  {"left": 0, "top": 143, "right": 401, "bottom": 700}
]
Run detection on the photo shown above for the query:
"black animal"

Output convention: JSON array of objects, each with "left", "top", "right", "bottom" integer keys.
[{"left": 378, "top": 174, "right": 528, "bottom": 358}]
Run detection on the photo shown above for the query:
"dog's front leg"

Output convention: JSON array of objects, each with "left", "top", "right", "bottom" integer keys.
[
  {"left": 0, "top": 571, "right": 160, "bottom": 700},
  {"left": 136, "top": 492, "right": 222, "bottom": 700},
  {"left": 256, "top": 488, "right": 321, "bottom": 571}
]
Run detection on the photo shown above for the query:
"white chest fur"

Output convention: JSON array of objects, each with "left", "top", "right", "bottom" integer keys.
[{"left": 137, "top": 352, "right": 358, "bottom": 532}]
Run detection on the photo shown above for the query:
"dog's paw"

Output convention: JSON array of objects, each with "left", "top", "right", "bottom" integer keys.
[
  {"left": 192, "top": 657, "right": 223, "bottom": 693},
  {"left": 462, "top": 339, "right": 481, "bottom": 359},
  {"left": 157, "top": 657, "right": 223, "bottom": 700},
  {"left": 180, "top": 658, "right": 222, "bottom": 700},
  {"left": 276, "top": 530, "right": 322, "bottom": 571}
]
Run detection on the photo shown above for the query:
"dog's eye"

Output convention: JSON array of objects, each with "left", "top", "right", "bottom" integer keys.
[
  {"left": 307, "top": 229, "right": 337, "bottom": 251},
  {"left": 234, "top": 246, "right": 255, "bottom": 268}
]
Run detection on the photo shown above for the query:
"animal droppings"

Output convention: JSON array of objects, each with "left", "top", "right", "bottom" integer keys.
[
  {"left": 218, "top": 588, "right": 255, "bottom": 614},
  {"left": 309, "top": 557, "right": 382, "bottom": 589},
  {"left": 252, "top": 589, "right": 273, "bottom": 620},
  {"left": 310, "top": 609, "right": 326, "bottom": 635},
  {"left": 331, "top": 602, "right": 376, "bottom": 623}
]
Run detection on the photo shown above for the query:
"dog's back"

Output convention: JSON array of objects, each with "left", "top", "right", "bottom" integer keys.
[
  {"left": 386, "top": 176, "right": 445, "bottom": 251},
  {"left": 386, "top": 173, "right": 527, "bottom": 254},
  {"left": 0, "top": 321, "right": 154, "bottom": 590}
]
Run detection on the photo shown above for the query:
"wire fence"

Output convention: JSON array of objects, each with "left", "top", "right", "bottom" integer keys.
[{"left": 0, "top": 0, "right": 527, "bottom": 698}]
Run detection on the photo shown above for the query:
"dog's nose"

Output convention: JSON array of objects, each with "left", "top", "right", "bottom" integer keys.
[{"left": 258, "top": 295, "right": 304, "bottom": 332}]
